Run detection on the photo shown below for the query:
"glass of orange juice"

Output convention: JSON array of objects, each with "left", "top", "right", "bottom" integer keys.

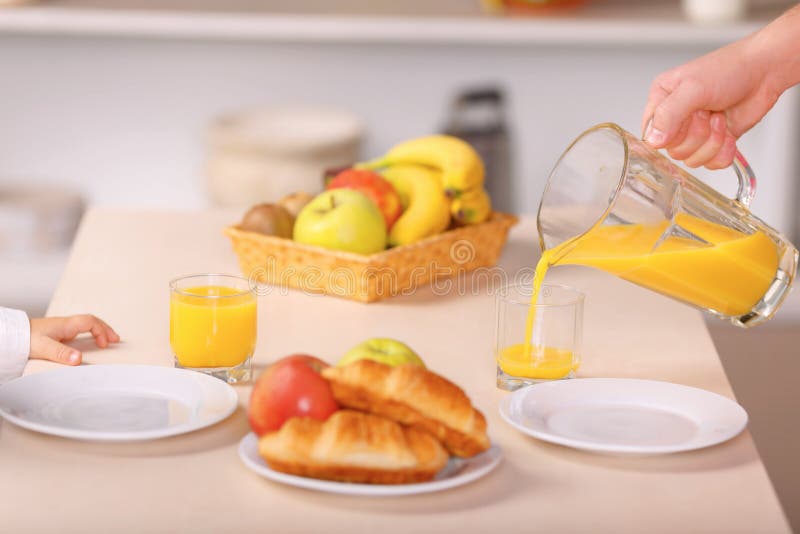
[
  {"left": 170, "top": 274, "right": 256, "bottom": 383},
  {"left": 495, "top": 283, "right": 584, "bottom": 391}
]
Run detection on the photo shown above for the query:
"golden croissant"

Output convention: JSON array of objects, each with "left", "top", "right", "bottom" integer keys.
[
  {"left": 258, "top": 410, "right": 449, "bottom": 484},
  {"left": 321, "top": 360, "right": 490, "bottom": 458}
]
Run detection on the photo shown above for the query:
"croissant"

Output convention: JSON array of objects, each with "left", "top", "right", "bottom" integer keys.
[
  {"left": 258, "top": 410, "right": 449, "bottom": 484},
  {"left": 321, "top": 360, "right": 490, "bottom": 458}
]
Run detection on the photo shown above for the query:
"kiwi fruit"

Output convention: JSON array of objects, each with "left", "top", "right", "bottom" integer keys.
[{"left": 240, "top": 203, "right": 294, "bottom": 238}]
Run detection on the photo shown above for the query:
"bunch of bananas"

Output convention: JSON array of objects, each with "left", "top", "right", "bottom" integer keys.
[{"left": 358, "top": 135, "right": 493, "bottom": 246}]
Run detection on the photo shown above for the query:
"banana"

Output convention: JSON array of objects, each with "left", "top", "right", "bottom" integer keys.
[
  {"left": 359, "top": 135, "right": 484, "bottom": 198},
  {"left": 451, "top": 187, "right": 491, "bottom": 225},
  {"left": 381, "top": 164, "right": 452, "bottom": 246}
]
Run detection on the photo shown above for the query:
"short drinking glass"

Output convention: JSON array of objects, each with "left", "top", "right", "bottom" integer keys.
[
  {"left": 170, "top": 274, "right": 256, "bottom": 383},
  {"left": 495, "top": 283, "right": 584, "bottom": 391}
]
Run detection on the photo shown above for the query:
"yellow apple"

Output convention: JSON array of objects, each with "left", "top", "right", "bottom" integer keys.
[
  {"left": 337, "top": 338, "right": 425, "bottom": 368},
  {"left": 293, "top": 190, "right": 387, "bottom": 255}
]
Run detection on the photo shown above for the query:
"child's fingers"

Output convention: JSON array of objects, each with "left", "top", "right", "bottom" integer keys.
[
  {"left": 35, "top": 314, "right": 120, "bottom": 346},
  {"left": 98, "top": 318, "right": 121, "bottom": 344},
  {"left": 92, "top": 317, "right": 120, "bottom": 345},
  {"left": 29, "top": 336, "right": 81, "bottom": 366},
  {"left": 66, "top": 314, "right": 110, "bottom": 348}
]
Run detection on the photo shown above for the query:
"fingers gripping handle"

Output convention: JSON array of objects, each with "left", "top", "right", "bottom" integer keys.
[{"left": 642, "top": 118, "right": 756, "bottom": 208}]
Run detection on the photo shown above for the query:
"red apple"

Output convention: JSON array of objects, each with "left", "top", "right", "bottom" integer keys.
[
  {"left": 327, "top": 169, "right": 402, "bottom": 229},
  {"left": 248, "top": 354, "right": 339, "bottom": 436}
]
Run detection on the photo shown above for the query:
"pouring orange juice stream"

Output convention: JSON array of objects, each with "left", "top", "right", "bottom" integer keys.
[{"left": 498, "top": 213, "right": 779, "bottom": 379}]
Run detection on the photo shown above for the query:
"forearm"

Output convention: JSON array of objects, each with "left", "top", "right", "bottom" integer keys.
[{"left": 750, "top": 4, "right": 800, "bottom": 93}]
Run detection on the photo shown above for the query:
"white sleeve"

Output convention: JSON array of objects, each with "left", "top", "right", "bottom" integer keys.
[{"left": 0, "top": 307, "right": 31, "bottom": 385}]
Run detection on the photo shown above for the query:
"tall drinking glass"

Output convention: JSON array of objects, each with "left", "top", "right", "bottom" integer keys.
[
  {"left": 495, "top": 283, "right": 584, "bottom": 391},
  {"left": 170, "top": 274, "right": 256, "bottom": 383}
]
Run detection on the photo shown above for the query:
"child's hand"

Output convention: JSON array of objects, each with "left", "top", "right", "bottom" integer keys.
[{"left": 29, "top": 315, "right": 120, "bottom": 366}]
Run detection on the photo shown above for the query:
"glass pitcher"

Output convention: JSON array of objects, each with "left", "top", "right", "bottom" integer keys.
[{"left": 537, "top": 123, "right": 798, "bottom": 327}]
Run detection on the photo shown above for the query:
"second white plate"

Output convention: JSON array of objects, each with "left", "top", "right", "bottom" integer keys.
[
  {"left": 0, "top": 364, "right": 238, "bottom": 441},
  {"left": 238, "top": 432, "right": 502, "bottom": 496},
  {"left": 499, "top": 378, "right": 748, "bottom": 455}
]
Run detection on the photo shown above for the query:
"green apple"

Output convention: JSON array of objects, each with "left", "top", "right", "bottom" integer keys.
[
  {"left": 293, "top": 190, "right": 387, "bottom": 255},
  {"left": 338, "top": 338, "right": 425, "bottom": 368}
]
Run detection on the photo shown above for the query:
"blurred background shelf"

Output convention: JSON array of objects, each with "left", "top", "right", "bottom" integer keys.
[
  {"left": 1, "top": 1, "right": 797, "bottom": 223},
  {"left": 0, "top": 0, "right": 789, "bottom": 45}
]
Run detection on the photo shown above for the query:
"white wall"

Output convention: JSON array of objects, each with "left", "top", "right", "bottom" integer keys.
[{"left": 0, "top": 34, "right": 797, "bottom": 236}]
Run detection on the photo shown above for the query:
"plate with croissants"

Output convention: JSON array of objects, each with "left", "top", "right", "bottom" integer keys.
[{"left": 239, "top": 351, "right": 502, "bottom": 496}]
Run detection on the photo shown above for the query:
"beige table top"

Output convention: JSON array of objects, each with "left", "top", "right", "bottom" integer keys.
[{"left": 1, "top": 209, "right": 790, "bottom": 534}]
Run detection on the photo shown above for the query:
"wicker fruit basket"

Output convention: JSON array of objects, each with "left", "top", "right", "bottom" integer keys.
[{"left": 224, "top": 212, "right": 518, "bottom": 303}]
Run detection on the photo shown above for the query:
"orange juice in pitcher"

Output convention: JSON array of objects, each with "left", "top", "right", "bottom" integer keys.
[{"left": 534, "top": 123, "right": 797, "bottom": 328}]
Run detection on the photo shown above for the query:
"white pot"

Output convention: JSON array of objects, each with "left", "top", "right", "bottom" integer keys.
[
  {"left": 206, "top": 107, "right": 363, "bottom": 207},
  {"left": 682, "top": 0, "right": 748, "bottom": 23}
]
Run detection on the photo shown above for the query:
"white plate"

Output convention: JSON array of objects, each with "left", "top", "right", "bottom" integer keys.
[
  {"left": 238, "top": 432, "right": 502, "bottom": 496},
  {"left": 499, "top": 378, "right": 748, "bottom": 455},
  {"left": 0, "top": 364, "right": 238, "bottom": 441}
]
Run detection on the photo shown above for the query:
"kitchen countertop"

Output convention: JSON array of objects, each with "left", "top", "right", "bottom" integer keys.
[{"left": 0, "top": 208, "right": 790, "bottom": 533}]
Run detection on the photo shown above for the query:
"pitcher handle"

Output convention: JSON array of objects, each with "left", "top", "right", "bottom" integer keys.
[{"left": 732, "top": 149, "right": 756, "bottom": 208}]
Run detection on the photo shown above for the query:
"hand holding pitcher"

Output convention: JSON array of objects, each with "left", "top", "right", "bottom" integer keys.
[{"left": 537, "top": 123, "right": 798, "bottom": 327}]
